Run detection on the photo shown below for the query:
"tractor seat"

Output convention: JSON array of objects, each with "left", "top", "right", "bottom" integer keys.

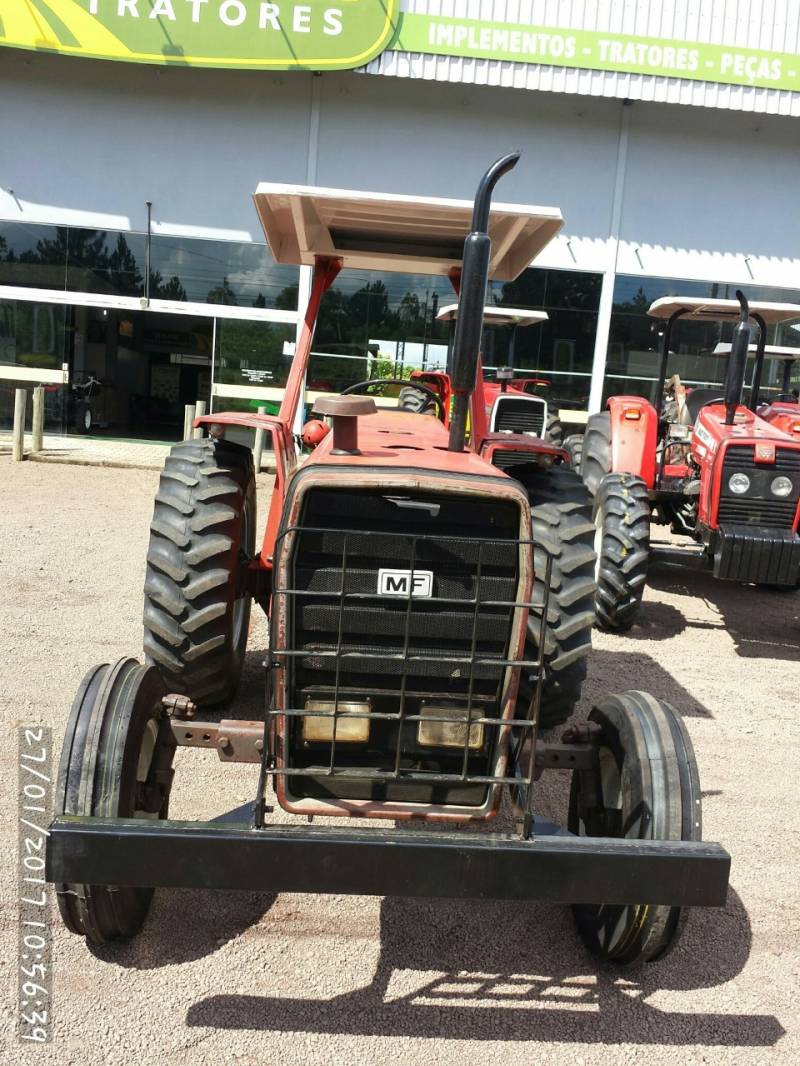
[{"left": 685, "top": 387, "right": 724, "bottom": 423}]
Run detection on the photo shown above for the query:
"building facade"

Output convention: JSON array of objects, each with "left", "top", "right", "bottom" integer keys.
[{"left": 2, "top": 0, "right": 800, "bottom": 438}]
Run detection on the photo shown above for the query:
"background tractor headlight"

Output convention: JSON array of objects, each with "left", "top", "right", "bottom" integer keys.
[
  {"left": 728, "top": 473, "right": 750, "bottom": 494},
  {"left": 770, "top": 476, "right": 794, "bottom": 498}
]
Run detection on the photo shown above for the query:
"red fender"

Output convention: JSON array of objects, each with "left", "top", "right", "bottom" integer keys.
[{"left": 606, "top": 396, "right": 659, "bottom": 489}]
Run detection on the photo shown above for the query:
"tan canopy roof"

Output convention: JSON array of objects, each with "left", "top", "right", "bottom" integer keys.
[
  {"left": 436, "top": 304, "right": 548, "bottom": 327},
  {"left": 648, "top": 297, "right": 800, "bottom": 325},
  {"left": 253, "top": 183, "right": 563, "bottom": 280},
  {"left": 713, "top": 342, "right": 800, "bottom": 361}
]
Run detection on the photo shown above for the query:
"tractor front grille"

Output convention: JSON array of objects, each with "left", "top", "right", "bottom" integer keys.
[
  {"left": 491, "top": 450, "right": 546, "bottom": 470},
  {"left": 492, "top": 396, "right": 546, "bottom": 436},
  {"left": 718, "top": 445, "right": 800, "bottom": 529},
  {"left": 269, "top": 487, "right": 545, "bottom": 809}
]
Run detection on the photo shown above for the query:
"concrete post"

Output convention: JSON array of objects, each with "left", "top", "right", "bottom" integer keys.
[
  {"left": 193, "top": 399, "right": 206, "bottom": 439},
  {"left": 184, "top": 404, "right": 196, "bottom": 440},
  {"left": 253, "top": 405, "right": 267, "bottom": 473},
  {"left": 12, "top": 388, "right": 27, "bottom": 461},
  {"left": 31, "top": 386, "right": 44, "bottom": 453}
]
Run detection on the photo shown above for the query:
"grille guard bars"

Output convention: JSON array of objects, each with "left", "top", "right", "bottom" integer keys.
[{"left": 265, "top": 510, "right": 542, "bottom": 824}]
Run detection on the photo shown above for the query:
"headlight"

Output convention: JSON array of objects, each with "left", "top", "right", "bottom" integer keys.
[
  {"left": 771, "top": 476, "right": 794, "bottom": 498},
  {"left": 728, "top": 473, "right": 751, "bottom": 494},
  {"left": 417, "top": 705, "right": 484, "bottom": 750},
  {"left": 302, "top": 699, "right": 371, "bottom": 743}
]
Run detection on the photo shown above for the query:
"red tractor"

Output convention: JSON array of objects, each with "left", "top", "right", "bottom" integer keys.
[
  {"left": 581, "top": 293, "right": 800, "bottom": 630},
  {"left": 401, "top": 303, "right": 564, "bottom": 445},
  {"left": 46, "top": 155, "right": 729, "bottom": 966}
]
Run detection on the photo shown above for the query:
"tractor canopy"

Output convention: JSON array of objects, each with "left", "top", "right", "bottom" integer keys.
[
  {"left": 648, "top": 297, "right": 800, "bottom": 324},
  {"left": 648, "top": 296, "right": 800, "bottom": 418},
  {"left": 253, "top": 182, "right": 563, "bottom": 280},
  {"left": 436, "top": 304, "right": 549, "bottom": 327}
]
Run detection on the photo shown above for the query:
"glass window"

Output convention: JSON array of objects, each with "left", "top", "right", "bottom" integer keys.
[
  {"left": 0, "top": 221, "right": 68, "bottom": 290},
  {"left": 490, "top": 267, "right": 602, "bottom": 409},
  {"left": 66, "top": 229, "right": 146, "bottom": 298},
  {"left": 150, "top": 235, "right": 299, "bottom": 308},
  {"left": 214, "top": 318, "right": 296, "bottom": 391},
  {"left": 0, "top": 297, "right": 70, "bottom": 432},
  {"left": 312, "top": 265, "right": 602, "bottom": 408},
  {"left": 604, "top": 276, "right": 800, "bottom": 406}
]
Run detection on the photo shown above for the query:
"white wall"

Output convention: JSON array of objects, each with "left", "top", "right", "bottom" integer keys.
[{"left": 2, "top": 50, "right": 799, "bottom": 291}]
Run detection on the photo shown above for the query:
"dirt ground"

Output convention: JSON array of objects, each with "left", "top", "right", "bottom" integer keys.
[{"left": 2, "top": 459, "right": 799, "bottom": 1066}]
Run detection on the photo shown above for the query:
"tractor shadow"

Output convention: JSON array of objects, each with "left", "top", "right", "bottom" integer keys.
[
  {"left": 89, "top": 803, "right": 277, "bottom": 969},
  {"left": 185, "top": 886, "right": 782, "bottom": 1048},
  {"left": 583, "top": 649, "right": 713, "bottom": 718},
  {"left": 645, "top": 562, "right": 800, "bottom": 662}
]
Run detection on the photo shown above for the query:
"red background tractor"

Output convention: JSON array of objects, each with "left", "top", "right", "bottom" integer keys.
[{"left": 580, "top": 292, "right": 800, "bottom": 629}]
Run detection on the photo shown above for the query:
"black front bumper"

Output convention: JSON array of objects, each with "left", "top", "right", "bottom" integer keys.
[
  {"left": 46, "top": 816, "right": 730, "bottom": 907},
  {"left": 712, "top": 524, "right": 800, "bottom": 585}
]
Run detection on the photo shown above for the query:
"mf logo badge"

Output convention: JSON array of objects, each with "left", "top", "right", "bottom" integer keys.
[{"left": 378, "top": 568, "right": 434, "bottom": 598}]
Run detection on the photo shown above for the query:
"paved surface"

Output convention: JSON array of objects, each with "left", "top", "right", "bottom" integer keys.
[
  {"left": 0, "top": 431, "right": 278, "bottom": 472},
  {"left": 0, "top": 431, "right": 173, "bottom": 469},
  {"left": 2, "top": 459, "right": 799, "bottom": 1066}
]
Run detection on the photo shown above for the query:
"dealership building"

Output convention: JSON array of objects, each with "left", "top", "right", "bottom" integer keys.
[{"left": 2, "top": 0, "right": 800, "bottom": 439}]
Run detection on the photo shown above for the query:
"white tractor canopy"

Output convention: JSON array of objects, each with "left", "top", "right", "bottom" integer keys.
[
  {"left": 713, "top": 342, "right": 800, "bottom": 360},
  {"left": 436, "top": 304, "right": 549, "bottom": 327},
  {"left": 253, "top": 183, "right": 563, "bottom": 281},
  {"left": 648, "top": 297, "right": 800, "bottom": 325}
]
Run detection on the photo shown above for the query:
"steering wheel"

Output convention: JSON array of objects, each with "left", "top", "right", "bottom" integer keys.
[{"left": 341, "top": 378, "right": 445, "bottom": 420}]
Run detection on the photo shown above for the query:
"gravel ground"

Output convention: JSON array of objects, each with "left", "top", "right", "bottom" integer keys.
[{"left": 2, "top": 459, "right": 799, "bottom": 1066}]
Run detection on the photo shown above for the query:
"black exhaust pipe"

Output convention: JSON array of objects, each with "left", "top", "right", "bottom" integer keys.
[
  {"left": 724, "top": 290, "right": 751, "bottom": 426},
  {"left": 448, "top": 152, "right": 520, "bottom": 452}
]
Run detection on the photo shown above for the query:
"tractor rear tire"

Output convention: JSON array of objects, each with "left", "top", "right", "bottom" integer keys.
[
  {"left": 581, "top": 412, "right": 612, "bottom": 496},
  {"left": 568, "top": 691, "right": 702, "bottom": 965},
  {"left": 398, "top": 385, "right": 437, "bottom": 416},
  {"left": 545, "top": 411, "right": 564, "bottom": 445},
  {"left": 593, "top": 473, "right": 650, "bottom": 631},
  {"left": 563, "top": 433, "right": 583, "bottom": 471},
  {"left": 514, "top": 464, "right": 596, "bottom": 729},
  {"left": 55, "top": 659, "right": 176, "bottom": 943},
  {"left": 143, "top": 437, "right": 255, "bottom": 708}
]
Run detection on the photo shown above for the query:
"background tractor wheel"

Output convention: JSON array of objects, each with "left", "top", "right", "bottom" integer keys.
[
  {"left": 544, "top": 411, "right": 564, "bottom": 445},
  {"left": 75, "top": 402, "right": 92, "bottom": 434},
  {"left": 593, "top": 473, "right": 650, "bottom": 631},
  {"left": 514, "top": 464, "right": 596, "bottom": 729},
  {"left": 143, "top": 437, "right": 255, "bottom": 708},
  {"left": 568, "top": 691, "right": 702, "bottom": 965},
  {"left": 580, "top": 412, "right": 612, "bottom": 496},
  {"left": 55, "top": 659, "right": 176, "bottom": 944},
  {"left": 398, "top": 384, "right": 437, "bottom": 415},
  {"left": 563, "top": 433, "right": 584, "bottom": 471}
]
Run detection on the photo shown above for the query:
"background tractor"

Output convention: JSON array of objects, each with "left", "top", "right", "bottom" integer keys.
[
  {"left": 581, "top": 292, "right": 800, "bottom": 630},
  {"left": 400, "top": 303, "right": 564, "bottom": 445},
  {"left": 47, "top": 155, "right": 729, "bottom": 967}
]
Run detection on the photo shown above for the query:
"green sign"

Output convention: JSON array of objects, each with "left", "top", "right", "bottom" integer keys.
[
  {"left": 391, "top": 13, "right": 800, "bottom": 93},
  {"left": 0, "top": 0, "right": 399, "bottom": 69},
  {"left": 3, "top": 3, "right": 799, "bottom": 91}
]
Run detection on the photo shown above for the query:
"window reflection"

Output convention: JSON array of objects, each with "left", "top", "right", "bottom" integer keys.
[
  {"left": 0, "top": 221, "right": 68, "bottom": 289},
  {"left": 312, "top": 266, "right": 601, "bottom": 408},
  {"left": 150, "top": 235, "right": 298, "bottom": 308},
  {"left": 604, "top": 276, "right": 800, "bottom": 406},
  {"left": 214, "top": 318, "right": 296, "bottom": 389},
  {"left": 0, "top": 222, "right": 300, "bottom": 309}
]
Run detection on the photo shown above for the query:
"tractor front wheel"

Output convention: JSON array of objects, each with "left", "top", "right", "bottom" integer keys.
[
  {"left": 514, "top": 464, "right": 596, "bottom": 729},
  {"left": 143, "top": 437, "right": 255, "bottom": 707},
  {"left": 580, "top": 412, "right": 612, "bottom": 496},
  {"left": 55, "top": 659, "right": 176, "bottom": 943},
  {"left": 568, "top": 691, "right": 702, "bottom": 964},
  {"left": 544, "top": 411, "right": 564, "bottom": 445},
  {"left": 563, "top": 433, "right": 583, "bottom": 471},
  {"left": 593, "top": 473, "right": 650, "bottom": 631}
]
